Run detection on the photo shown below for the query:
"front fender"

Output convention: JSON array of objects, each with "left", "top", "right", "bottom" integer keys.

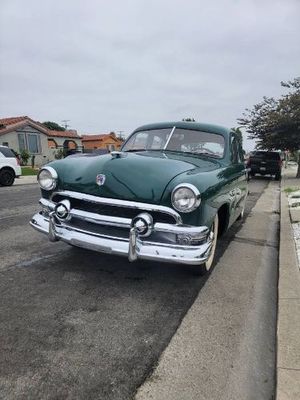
[{"left": 160, "top": 167, "right": 230, "bottom": 227}]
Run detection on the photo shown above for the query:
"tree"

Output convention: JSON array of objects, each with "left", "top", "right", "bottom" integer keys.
[
  {"left": 54, "top": 149, "right": 64, "bottom": 159},
  {"left": 238, "top": 78, "right": 300, "bottom": 176},
  {"left": 43, "top": 121, "right": 65, "bottom": 131}
]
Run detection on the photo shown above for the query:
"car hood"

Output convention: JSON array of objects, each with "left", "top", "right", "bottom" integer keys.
[{"left": 50, "top": 151, "right": 220, "bottom": 204}]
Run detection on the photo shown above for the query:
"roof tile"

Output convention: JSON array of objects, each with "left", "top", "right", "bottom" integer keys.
[
  {"left": 48, "top": 130, "right": 79, "bottom": 138},
  {"left": 81, "top": 134, "right": 109, "bottom": 141},
  {"left": 0, "top": 116, "right": 29, "bottom": 127}
]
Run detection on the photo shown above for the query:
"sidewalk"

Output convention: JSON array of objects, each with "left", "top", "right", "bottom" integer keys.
[
  {"left": 14, "top": 175, "right": 37, "bottom": 185},
  {"left": 277, "top": 167, "right": 300, "bottom": 400},
  {"left": 135, "top": 179, "right": 280, "bottom": 400}
]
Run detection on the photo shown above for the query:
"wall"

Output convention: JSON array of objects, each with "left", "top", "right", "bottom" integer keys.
[{"left": 83, "top": 137, "right": 122, "bottom": 150}]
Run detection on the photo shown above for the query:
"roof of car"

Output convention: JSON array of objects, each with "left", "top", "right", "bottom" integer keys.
[{"left": 133, "top": 121, "right": 230, "bottom": 136}]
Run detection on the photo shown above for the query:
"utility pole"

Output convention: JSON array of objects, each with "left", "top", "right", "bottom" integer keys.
[
  {"left": 61, "top": 120, "right": 70, "bottom": 130},
  {"left": 117, "top": 130, "right": 124, "bottom": 140}
]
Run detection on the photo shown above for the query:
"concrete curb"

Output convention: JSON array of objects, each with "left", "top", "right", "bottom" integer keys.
[
  {"left": 276, "top": 169, "right": 300, "bottom": 400},
  {"left": 14, "top": 176, "right": 38, "bottom": 186}
]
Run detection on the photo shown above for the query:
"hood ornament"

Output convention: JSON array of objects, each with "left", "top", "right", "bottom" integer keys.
[
  {"left": 96, "top": 174, "right": 106, "bottom": 186},
  {"left": 111, "top": 151, "right": 127, "bottom": 159}
]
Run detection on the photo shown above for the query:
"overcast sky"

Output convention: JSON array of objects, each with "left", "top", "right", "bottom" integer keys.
[{"left": 0, "top": 0, "right": 299, "bottom": 150}]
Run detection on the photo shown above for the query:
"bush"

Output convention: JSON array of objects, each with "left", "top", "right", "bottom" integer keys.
[
  {"left": 54, "top": 149, "right": 64, "bottom": 159},
  {"left": 20, "top": 149, "right": 30, "bottom": 166}
]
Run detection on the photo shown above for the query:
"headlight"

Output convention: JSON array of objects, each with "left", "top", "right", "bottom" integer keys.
[
  {"left": 171, "top": 184, "right": 201, "bottom": 213},
  {"left": 37, "top": 167, "right": 58, "bottom": 190}
]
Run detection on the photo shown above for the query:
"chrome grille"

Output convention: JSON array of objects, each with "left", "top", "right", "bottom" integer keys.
[{"left": 52, "top": 193, "right": 177, "bottom": 224}]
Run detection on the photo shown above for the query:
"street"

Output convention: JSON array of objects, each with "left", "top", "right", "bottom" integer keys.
[{"left": 0, "top": 179, "right": 279, "bottom": 400}]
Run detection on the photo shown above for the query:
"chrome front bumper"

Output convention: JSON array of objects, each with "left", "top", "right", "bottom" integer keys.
[{"left": 30, "top": 196, "right": 213, "bottom": 265}]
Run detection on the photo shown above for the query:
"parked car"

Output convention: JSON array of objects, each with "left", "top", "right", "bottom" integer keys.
[
  {"left": 30, "top": 121, "right": 248, "bottom": 274},
  {"left": 0, "top": 145, "right": 21, "bottom": 186},
  {"left": 247, "top": 151, "right": 282, "bottom": 180}
]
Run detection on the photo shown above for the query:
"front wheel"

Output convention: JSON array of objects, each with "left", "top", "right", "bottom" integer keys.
[
  {"left": 275, "top": 173, "right": 281, "bottom": 181},
  {"left": 193, "top": 213, "right": 219, "bottom": 276}
]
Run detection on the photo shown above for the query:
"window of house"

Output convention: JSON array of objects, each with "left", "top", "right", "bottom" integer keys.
[
  {"left": 18, "top": 133, "right": 26, "bottom": 151},
  {"left": 2, "top": 142, "right": 9, "bottom": 147},
  {"left": 17, "top": 132, "right": 41, "bottom": 154},
  {"left": 28, "top": 134, "right": 39, "bottom": 153}
]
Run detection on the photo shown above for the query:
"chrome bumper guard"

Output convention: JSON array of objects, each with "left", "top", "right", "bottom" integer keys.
[{"left": 30, "top": 197, "right": 213, "bottom": 265}]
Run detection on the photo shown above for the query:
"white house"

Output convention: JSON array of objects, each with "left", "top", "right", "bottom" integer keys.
[{"left": 0, "top": 116, "right": 82, "bottom": 166}]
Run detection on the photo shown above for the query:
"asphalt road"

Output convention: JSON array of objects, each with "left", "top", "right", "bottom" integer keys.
[{"left": 0, "top": 178, "right": 277, "bottom": 400}]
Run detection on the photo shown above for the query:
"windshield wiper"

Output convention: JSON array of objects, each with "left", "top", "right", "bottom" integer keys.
[
  {"left": 194, "top": 152, "right": 221, "bottom": 159},
  {"left": 124, "top": 149, "right": 163, "bottom": 153},
  {"left": 123, "top": 149, "right": 148, "bottom": 152}
]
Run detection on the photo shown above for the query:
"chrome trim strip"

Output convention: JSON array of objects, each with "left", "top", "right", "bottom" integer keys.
[
  {"left": 40, "top": 198, "right": 55, "bottom": 210},
  {"left": 51, "top": 190, "right": 182, "bottom": 224},
  {"left": 154, "top": 222, "right": 208, "bottom": 236},
  {"left": 163, "top": 126, "right": 176, "bottom": 150}
]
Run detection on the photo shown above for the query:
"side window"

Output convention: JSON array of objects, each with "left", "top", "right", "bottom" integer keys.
[
  {"left": 231, "top": 135, "right": 238, "bottom": 163},
  {"left": 238, "top": 143, "right": 244, "bottom": 163},
  {"left": 0, "top": 147, "right": 15, "bottom": 157},
  {"left": 231, "top": 134, "right": 244, "bottom": 164}
]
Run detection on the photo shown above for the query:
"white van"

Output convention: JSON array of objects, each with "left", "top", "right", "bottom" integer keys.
[{"left": 0, "top": 145, "right": 22, "bottom": 186}]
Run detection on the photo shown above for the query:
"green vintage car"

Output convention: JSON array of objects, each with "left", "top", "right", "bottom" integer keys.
[{"left": 30, "top": 121, "right": 248, "bottom": 274}]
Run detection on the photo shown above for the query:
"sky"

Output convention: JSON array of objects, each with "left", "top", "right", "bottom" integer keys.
[{"left": 0, "top": 0, "right": 299, "bottom": 151}]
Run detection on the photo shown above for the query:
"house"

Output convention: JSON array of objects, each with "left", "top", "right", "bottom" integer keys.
[
  {"left": 0, "top": 116, "right": 82, "bottom": 166},
  {"left": 81, "top": 132, "right": 123, "bottom": 152}
]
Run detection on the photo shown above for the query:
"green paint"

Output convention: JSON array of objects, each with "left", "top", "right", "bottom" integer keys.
[{"left": 44, "top": 122, "right": 248, "bottom": 230}]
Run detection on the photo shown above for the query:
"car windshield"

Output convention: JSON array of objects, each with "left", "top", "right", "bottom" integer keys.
[{"left": 122, "top": 128, "right": 225, "bottom": 158}]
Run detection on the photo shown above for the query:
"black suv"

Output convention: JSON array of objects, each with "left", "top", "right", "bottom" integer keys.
[{"left": 247, "top": 151, "right": 282, "bottom": 180}]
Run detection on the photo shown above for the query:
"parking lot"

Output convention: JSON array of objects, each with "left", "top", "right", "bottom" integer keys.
[{"left": 0, "top": 179, "right": 279, "bottom": 400}]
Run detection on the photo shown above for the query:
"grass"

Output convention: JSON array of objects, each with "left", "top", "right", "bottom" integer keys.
[
  {"left": 21, "top": 166, "right": 38, "bottom": 176},
  {"left": 284, "top": 187, "right": 300, "bottom": 194}
]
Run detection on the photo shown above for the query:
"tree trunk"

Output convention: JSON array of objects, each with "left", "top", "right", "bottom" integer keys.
[{"left": 297, "top": 153, "right": 300, "bottom": 178}]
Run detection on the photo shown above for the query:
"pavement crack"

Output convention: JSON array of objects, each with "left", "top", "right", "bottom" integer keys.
[
  {"left": 233, "top": 236, "right": 278, "bottom": 248},
  {"left": 3, "top": 253, "right": 59, "bottom": 271}
]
